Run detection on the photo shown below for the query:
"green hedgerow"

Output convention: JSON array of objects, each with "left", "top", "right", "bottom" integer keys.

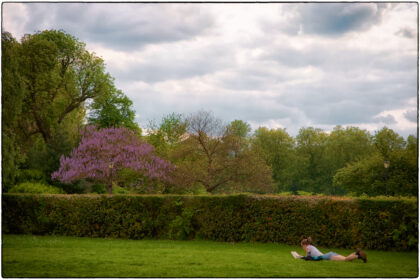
[{"left": 2, "top": 194, "right": 417, "bottom": 251}]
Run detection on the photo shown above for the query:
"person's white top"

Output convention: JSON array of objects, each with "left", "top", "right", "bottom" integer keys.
[{"left": 307, "top": 245, "right": 323, "bottom": 257}]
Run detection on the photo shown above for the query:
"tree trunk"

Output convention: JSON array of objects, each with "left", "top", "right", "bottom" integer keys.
[{"left": 107, "top": 174, "right": 112, "bottom": 194}]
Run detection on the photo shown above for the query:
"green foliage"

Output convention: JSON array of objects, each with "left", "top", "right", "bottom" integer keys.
[
  {"left": 8, "top": 182, "right": 65, "bottom": 194},
  {"left": 88, "top": 87, "right": 140, "bottom": 132},
  {"left": 374, "top": 127, "right": 406, "bottom": 159},
  {"left": 2, "top": 28, "right": 417, "bottom": 198},
  {"left": 252, "top": 127, "right": 296, "bottom": 192},
  {"left": 25, "top": 130, "right": 76, "bottom": 181},
  {"left": 323, "top": 126, "right": 374, "bottom": 194},
  {"left": 16, "top": 169, "right": 47, "bottom": 184},
  {"left": 334, "top": 128, "right": 418, "bottom": 197},
  {"left": 2, "top": 32, "right": 26, "bottom": 190},
  {"left": 113, "top": 185, "right": 131, "bottom": 194},
  {"left": 147, "top": 112, "right": 187, "bottom": 158},
  {"left": 1, "top": 30, "right": 139, "bottom": 193},
  {"left": 171, "top": 111, "right": 274, "bottom": 194},
  {"left": 250, "top": 125, "right": 417, "bottom": 197},
  {"left": 54, "top": 180, "right": 89, "bottom": 194},
  {"left": 227, "top": 120, "right": 251, "bottom": 139},
  {"left": 168, "top": 201, "right": 195, "bottom": 240},
  {"left": 90, "top": 183, "right": 106, "bottom": 194},
  {"left": 3, "top": 194, "right": 417, "bottom": 251}
]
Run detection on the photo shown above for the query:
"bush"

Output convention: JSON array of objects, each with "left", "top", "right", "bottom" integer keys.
[
  {"left": 8, "top": 182, "right": 65, "bottom": 194},
  {"left": 90, "top": 183, "right": 106, "bottom": 194},
  {"left": 16, "top": 169, "right": 46, "bottom": 184},
  {"left": 2, "top": 194, "right": 417, "bottom": 251}
]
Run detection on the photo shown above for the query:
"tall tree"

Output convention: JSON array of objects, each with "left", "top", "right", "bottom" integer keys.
[
  {"left": 374, "top": 127, "right": 406, "bottom": 160},
  {"left": 1, "top": 32, "right": 26, "bottom": 190},
  {"left": 334, "top": 129, "right": 417, "bottom": 196},
  {"left": 2, "top": 30, "right": 137, "bottom": 190},
  {"left": 171, "top": 111, "right": 273, "bottom": 193},
  {"left": 252, "top": 127, "right": 297, "bottom": 192},
  {"left": 325, "top": 126, "right": 374, "bottom": 194},
  {"left": 295, "top": 127, "right": 329, "bottom": 193},
  {"left": 18, "top": 30, "right": 113, "bottom": 143}
]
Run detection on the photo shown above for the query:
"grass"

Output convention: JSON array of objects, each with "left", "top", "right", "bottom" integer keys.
[{"left": 2, "top": 234, "right": 418, "bottom": 278}]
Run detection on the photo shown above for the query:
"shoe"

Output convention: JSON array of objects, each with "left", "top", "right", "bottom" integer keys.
[
  {"left": 291, "top": 251, "right": 301, "bottom": 259},
  {"left": 356, "top": 248, "right": 367, "bottom": 263}
]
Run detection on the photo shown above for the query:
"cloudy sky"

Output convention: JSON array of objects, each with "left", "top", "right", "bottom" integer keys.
[{"left": 3, "top": 2, "right": 418, "bottom": 137}]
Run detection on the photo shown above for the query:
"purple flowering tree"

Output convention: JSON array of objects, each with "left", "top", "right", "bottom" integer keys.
[{"left": 52, "top": 126, "right": 174, "bottom": 194}]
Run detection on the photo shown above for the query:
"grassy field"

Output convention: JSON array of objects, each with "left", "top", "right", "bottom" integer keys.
[{"left": 2, "top": 234, "right": 418, "bottom": 278}]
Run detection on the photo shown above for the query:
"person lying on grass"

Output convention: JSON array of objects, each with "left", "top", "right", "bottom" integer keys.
[{"left": 291, "top": 237, "right": 367, "bottom": 262}]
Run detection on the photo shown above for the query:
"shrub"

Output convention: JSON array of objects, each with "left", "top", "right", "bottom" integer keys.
[
  {"left": 8, "top": 182, "right": 65, "bottom": 194},
  {"left": 2, "top": 194, "right": 417, "bottom": 251},
  {"left": 90, "top": 183, "right": 106, "bottom": 194},
  {"left": 16, "top": 169, "right": 46, "bottom": 184}
]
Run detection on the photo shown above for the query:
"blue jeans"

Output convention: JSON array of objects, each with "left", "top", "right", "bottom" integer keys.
[{"left": 322, "top": 252, "right": 339, "bottom": 260}]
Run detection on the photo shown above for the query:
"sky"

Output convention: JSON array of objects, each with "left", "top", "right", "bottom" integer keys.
[{"left": 2, "top": 2, "right": 418, "bottom": 137}]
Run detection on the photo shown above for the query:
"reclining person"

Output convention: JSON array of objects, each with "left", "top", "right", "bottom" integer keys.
[{"left": 291, "top": 237, "right": 367, "bottom": 262}]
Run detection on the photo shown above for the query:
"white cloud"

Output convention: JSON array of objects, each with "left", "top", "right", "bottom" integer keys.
[{"left": 2, "top": 3, "right": 28, "bottom": 38}]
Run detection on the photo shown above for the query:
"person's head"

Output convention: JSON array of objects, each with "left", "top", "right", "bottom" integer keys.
[{"left": 300, "top": 236, "right": 312, "bottom": 249}]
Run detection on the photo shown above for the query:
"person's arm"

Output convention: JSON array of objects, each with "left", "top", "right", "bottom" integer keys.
[{"left": 305, "top": 246, "right": 311, "bottom": 257}]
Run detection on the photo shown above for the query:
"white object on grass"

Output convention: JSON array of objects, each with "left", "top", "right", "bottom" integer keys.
[{"left": 291, "top": 251, "right": 301, "bottom": 259}]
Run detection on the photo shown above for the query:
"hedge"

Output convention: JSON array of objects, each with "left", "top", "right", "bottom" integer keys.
[{"left": 2, "top": 194, "right": 417, "bottom": 251}]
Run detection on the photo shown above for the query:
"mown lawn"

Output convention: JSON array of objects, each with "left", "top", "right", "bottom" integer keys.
[{"left": 2, "top": 234, "right": 418, "bottom": 278}]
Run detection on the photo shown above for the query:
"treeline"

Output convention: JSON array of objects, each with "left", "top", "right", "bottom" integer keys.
[
  {"left": 146, "top": 112, "right": 418, "bottom": 196},
  {"left": 2, "top": 30, "right": 418, "bottom": 197}
]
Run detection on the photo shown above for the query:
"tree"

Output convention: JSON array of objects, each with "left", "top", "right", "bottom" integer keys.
[
  {"left": 325, "top": 126, "right": 374, "bottom": 194},
  {"left": 2, "top": 30, "right": 138, "bottom": 191},
  {"left": 374, "top": 127, "right": 406, "bottom": 160},
  {"left": 171, "top": 111, "right": 273, "bottom": 193},
  {"left": 334, "top": 129, "right": 417, "bottom": 197},
  {"left": 1, "top": 32, "right": 26, "bottom": 190},
  {"left": 147, "top": 113, "right": 187, "bottom": 158},
  {"left": 295, "top": 127, "right": 329, "bottom": 193},
  {"left": 18, "top": 30, "right": 113, "bottom": 143},
  {"left": 52, "top": 126, "right": 174, "bottom": 194},
  {"left": 227, "top": 120, "right": 251, "bottom": 139},
  {"left": 333, "top": 152, "right": 385, "bottom": 196},
  {"left": 87, "top": 85, "right": 140, "bottom": 132},
  {"left": 252, "top": 127, "right": 297, "bottom": 192}
]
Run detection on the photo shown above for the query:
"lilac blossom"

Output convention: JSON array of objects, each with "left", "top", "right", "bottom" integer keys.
[{"left": 52, "top": 126, "right": 174, "bottom": 185}]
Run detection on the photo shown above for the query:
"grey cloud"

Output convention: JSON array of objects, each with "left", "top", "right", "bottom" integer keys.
[
  {"left": 260, "top": 46, "right": 325, "bottom": 68},
  {"left": 131, "top": 87, "right": 302, "bottom": 130},
  {"left": 265, "top": 3, "right": 388, "bottom": 36},
  {"left": 263, "top": 42, "right": 417, "bottom": 75},
  {"left": 20, "top": 3, "right": 214, "bottom": 51},
  {"left": 395, "top": 27, "right": 416, "bottom": 39},
  {"left": 404, "top": 109, "right": 418, "bottom": 123},
  {"left": 373, "top": 114, "right": 397, "bottom": 124},
  {"left": 112, "top": 44, "right": 235, "bottom": 83},
  {"left": 278, "top": 86, "right": 377, "bottom": 125},
  {"left": 265, "top": 65, "right": 416, "bottom": 126},
  {"left": 259, "top": 41, "right": 417, "bottom": 125},
  {"left": 214, "top": 66, "right": 289, "bottom": 91}
]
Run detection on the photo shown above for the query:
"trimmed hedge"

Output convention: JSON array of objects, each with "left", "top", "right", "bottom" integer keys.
[{"left": 2, "top": 194, "right": 417, "bottom": 251}]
